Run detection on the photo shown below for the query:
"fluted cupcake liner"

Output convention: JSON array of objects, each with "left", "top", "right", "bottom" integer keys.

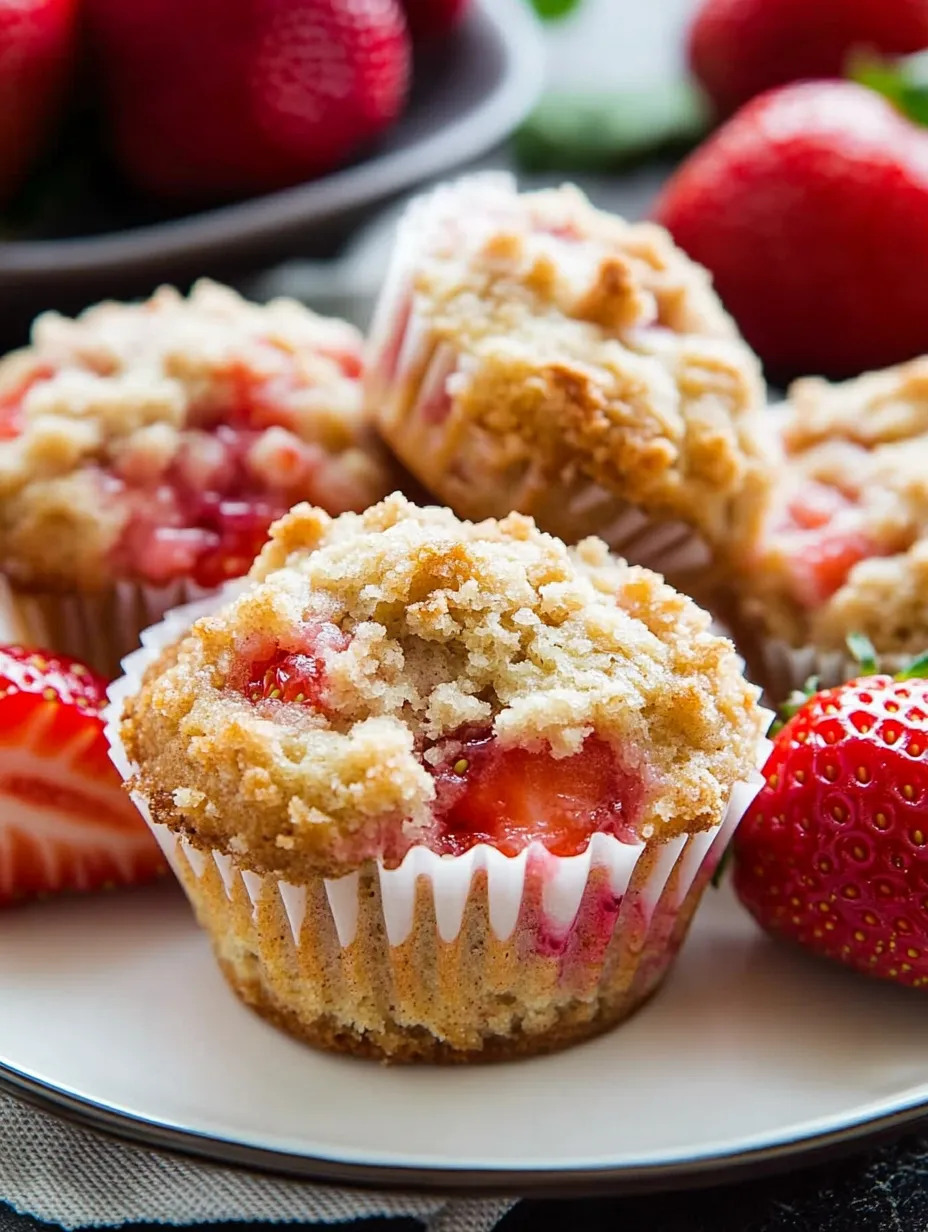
[
  {"left": 0, "top": 576, "right": 212, "bottom": 679},
  {"left": 104, "top": 586, "right": 772, "bottom": 1062},
  {"left": 756, "top": 635, "right": 908, "bottom": 705},
  {"left": 366, "top": 177, "right": 712, "bottom": 581}
]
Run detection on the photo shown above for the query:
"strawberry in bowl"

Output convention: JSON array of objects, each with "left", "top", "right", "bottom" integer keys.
[
  {"left": 733, "top": 643, "right": 928, "bottom": 988},
  {"left": 0, "top": 645, "right": 166, "bottom": 906},
  {"left": 85, "top": 0, "right": 411, "bottom": 202},
  {"left": 0, "top": 280, "right": 395, "bottom": 679}
]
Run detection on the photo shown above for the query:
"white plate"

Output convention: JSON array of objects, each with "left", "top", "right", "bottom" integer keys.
[{"left": 2, "top": 878, "right": 928, "bottom": 1194}]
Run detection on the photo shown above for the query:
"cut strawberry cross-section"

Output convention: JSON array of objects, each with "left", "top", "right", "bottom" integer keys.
[
  {"left": 430, "top": 732, "right": 645, "bottom": 858},
  {"left": 0, "top": 646, "right": 167, "bottom": 907}
]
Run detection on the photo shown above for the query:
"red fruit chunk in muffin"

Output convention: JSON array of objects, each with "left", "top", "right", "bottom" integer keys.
[
  {"left": 0, "top": 281, "right": 392, "bottom": 593},
  {"left": 430, "top": 732, "right": 645, "bottom": 857},
  {"left": 120, "top": 496, "right": 764, "bottom": 882},
  {"left": 769, "top": 482, "right": 880, "bottom": 607}
]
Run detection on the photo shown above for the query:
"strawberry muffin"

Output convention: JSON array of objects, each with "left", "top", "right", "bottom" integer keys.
[
  {"left": 109, "top": 494, "right": 769, "bottom": 1062},
  {"left": 0, "top": 280, "right": 392, "bottom": 676},
  {"left": 367, "top": 174, "right": 770, "bottom": 580},
  {"left": 733, "top": 358, "right": 928, "bottom": 695}
]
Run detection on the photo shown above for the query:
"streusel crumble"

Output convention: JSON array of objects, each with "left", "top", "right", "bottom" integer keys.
[
  {"left": 367, "top": 175, "right": 770, "bottom": 574},
  {"left": 122, "top": 494, "right": 764, "bottom": 878}
]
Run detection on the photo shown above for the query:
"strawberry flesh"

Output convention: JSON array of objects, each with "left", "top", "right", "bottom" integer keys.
[
  {"left": 429, "top": 732, "right": 645, "bottom": 857},
  {"left": 733, "top": 674, "right": 928, "bottom": 987},
  {"left": 770, "top": 482, "right": 883, "bottom": 606},
  {"left": 106, "top": 349, "right": 365, "bottom": 588},
  {"left": 243, "top": 622, "right": 349, "bottom": 709},
  {"left": 0, "top": 646, "right": 166, "bottom": 907}
]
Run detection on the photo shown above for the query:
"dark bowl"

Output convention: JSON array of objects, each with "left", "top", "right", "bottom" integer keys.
[{"left": 0, "top": 0, "right": 544, "bottom": 342}]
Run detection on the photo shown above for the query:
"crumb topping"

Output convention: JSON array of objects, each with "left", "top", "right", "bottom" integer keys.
[
  {"left": 121, "top": 494, "right": 764, "bottom": 878},
  {"left": 741, "top": 359, "right": 928, "bottom": 653},
  {"left": 0, "top": 280, "right": 392, "bottom": 590},
  {"left": 370, "top": 177, "right": 770, "bottom": 554}
]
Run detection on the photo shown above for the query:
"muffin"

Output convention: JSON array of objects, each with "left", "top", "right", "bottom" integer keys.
[
  {"left": 366, "top": 174, "right": 770, "bottom": 581},
  {"left": 0, "top": 280, "right": 393, "bottom": 676},
  {"left": 108, "top": 494, "right": 770, "bottom": 1062},
  {"left": 733, "top": 359, "right": 928, "bottom": 696}
]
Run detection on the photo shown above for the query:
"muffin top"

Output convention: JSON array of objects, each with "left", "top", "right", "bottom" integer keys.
[
  {"left": 371, "top": 175, "right": 770, "bottom": 555},
  {"left": 0, "top": 280, "right": 392, "bottom": 592},
  {"left": 740, "top": 359, "right": 928, "bottom": 654},
  {"left": 121, "top": 494, "right": 765, "bottom": 880}
]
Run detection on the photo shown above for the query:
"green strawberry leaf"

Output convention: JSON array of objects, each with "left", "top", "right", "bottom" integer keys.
[
  {"left": 896, "top": 651, "right": 928, "bottom": 681},
  {"left": 528, "top": 0, "right": 583, "bottom": 19},
  {"left": 846, "top": 632, "right": 879, "bottom": 675},
  {"left": 850, "top": 49, "right": 928, "bottom": 128},
  {"left": 512, "top": 81, "right": 712, "bottom": 174}
]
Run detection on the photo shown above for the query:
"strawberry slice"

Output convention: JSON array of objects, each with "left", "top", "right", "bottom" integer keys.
[
  {"left": 430, "top": 732, "right": 645, "bottom": 857},
  {"left": 0, "top": 646, "right": 167, "bottom": 907}
]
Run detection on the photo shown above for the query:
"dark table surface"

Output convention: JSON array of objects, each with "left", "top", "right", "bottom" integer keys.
[{"left": 4, "top": 1127, "right": 928, "bottom": 1232}]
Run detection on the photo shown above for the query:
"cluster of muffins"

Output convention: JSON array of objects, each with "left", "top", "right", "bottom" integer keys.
[{"left": 14, "top": 170, "right": 911, "bottom": 1063}]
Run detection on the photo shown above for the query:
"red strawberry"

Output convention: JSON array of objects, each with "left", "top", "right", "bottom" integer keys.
[
  {"left": 654, "top": 81, "right": 928, "bottom": 380},
  {"left": 85, "top": 0, "right": 411, "bottom": 201},
  {"left": 688, "top": 0, "right": 928, "bottom": 118},
  {"left": 243, "top": 622, "right": 350, "bottom": 707},
  {"left": 429, "top": 733, "right": 645, "bottom": 857},
  {"left": 0, "top": 0, "right": 79, "bottom": 206},
  {"left": 0, "top": 647, "right": 167, "bottom": 907},
  {"left": 401, "top": 0, "right": 469, "bottom": 42},
  {"left": 733, "top": 662, "right": 928, "bottom": 987}
]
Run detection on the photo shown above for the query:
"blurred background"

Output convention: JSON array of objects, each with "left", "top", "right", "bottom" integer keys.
[
  {"left": 4, "top": 0, "right": 928, "bottom": 382},
  {"left": 0, "top": 0, "right": 694, "bottom": 338}
]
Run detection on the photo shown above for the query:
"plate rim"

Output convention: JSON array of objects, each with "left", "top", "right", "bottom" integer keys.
[
  {"left": 0, "top": 0, "right": 545, "bottom": 279},
  {"left": 2, "top": 1061, "right": 925, "bottom": 1197}
]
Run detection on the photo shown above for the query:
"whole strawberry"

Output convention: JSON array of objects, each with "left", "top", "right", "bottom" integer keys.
[
  {"left": 0, "top": 0, "right": 79, "bottom": 206},
  {"left": 401, "top": 0, "right": 469, "bottom": 42},
  {"left": 85, "top": 0, "right": 411, "bottom": 201},
  {"left": 733, "top": 660, "right": 928, "bottom": 988},
  {"left": 654, "top": 80, "right": 928, "bottom": 380},
  {"left": 689, "top": 0, "right": 928, "bottom": 118}
]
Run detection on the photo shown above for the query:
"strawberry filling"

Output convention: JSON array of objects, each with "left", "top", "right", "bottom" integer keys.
[
  {"left": 103, "top": 350, "right": 364, "bottom": 588},
  {"left": 772, "top": 482, "right": 881, "bottom": 607},
  {"left": 0, "top": 366, "right": 55, "bottom": 440},
  {"left": 428, "top": 731, "right": 645, "bottom": 858},
  {"left": 240, "top": 621, "right": 349, "bottom": 709}
]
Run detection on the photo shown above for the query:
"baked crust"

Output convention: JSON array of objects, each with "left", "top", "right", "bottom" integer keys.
[
  {"left": 0, "top": 280, "right": 392, "bottom": 590},
  {"left": 220, "top": 954, "right": 660, "bottom": 1062},
  {"left": 369, "top": 178, "right": 770, "bottom": 558},
  {"left": 738, "top": 359, "right": 928, "bottom": 654},
  {"left": 121, "top": 493, "right": 764, "bottom": 878}
]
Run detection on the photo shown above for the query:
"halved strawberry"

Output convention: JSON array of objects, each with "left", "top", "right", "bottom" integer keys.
[
  {"left": 0, "top": 646, "right": 167, "bottom": 907},
  {"left": 430, "top": 732, "right": 645, "bottom": 857}
]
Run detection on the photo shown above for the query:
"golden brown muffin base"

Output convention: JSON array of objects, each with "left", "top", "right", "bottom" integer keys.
[
  {"left": 153, "top": 815, "right": 718, "bottom": 1064},
  {"left": 219, "top": 953, "right": 660, "bottom": 1063}
]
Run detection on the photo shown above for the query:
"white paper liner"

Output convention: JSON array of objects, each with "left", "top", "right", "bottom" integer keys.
[
  {"left": 104, "top": 585, "right": 774, "bottom": 952},
  {"left": 0, "top": 575, "right": 212, "bottom": 679},
  {"left": 758, "top": 635, "right": 909, "bottom": 702},
  {"left": 366, "top": 177, "right": 713, "bottom": 579}
]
